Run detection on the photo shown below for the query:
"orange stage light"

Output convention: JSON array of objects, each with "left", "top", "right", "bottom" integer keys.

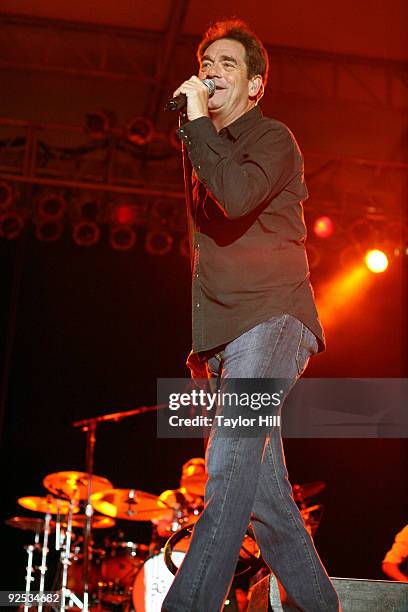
[{"left": 365, "top": 249, "right": 388, "bottom": 273}]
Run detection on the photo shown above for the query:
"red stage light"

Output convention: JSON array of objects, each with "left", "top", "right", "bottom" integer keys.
[
  {"left": 313, "top": 216, "right": 334, "bottom": 238},
  {"left": 114, "top": 205, "right": 136, "bottom": 225}
]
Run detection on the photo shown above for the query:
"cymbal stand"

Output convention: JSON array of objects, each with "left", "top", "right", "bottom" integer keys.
[
  {"left": 60, "top": 498, "right": 82, "bottom": 611},
  {"left": 24, "top": 526, "right": 41, "bottom": 612},
  {"left": 72, "top": 403, "right": 166, "bottom": 612},
  {"left": 37, "top": 510, "right": 51, "bottom": 612}
]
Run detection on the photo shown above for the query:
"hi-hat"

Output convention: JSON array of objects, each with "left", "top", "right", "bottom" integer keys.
[
  {"left": 43, "top": 471, "right": 113, "bottom": 501},
  {"left": 91, "top": 488, "right": 170, "bottom": 521},
  {"left": 70, "top": 514, "right": 116, "bottom": 529},
  {"left": 292, "top": 481, "right": 326, "bottom": 502},
  {"left": 17, "top": 496, "right": 78, "bottom": 515},
  {"left": 5, "top": 516, "right": 55, "bottom": 532}
]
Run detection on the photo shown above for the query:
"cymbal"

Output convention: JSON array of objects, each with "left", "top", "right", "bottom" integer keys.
[
  {"left": 70, "top": 514, "right": 116, "bottom": 529},
  {"left": 43, "top": 471, "right": 113, "bottom": 501},
  {"left": 292, "top": 481, "right": 326, "bottom": 502},
  {"left": 180, "top": 474, "right": 206, "bottom": 497},
  {"left": 5, "top": 516, "right": 55, "bottom": 533},
  {"left": 18, "top": 496, "right": 78, "bottom": 515},
  {"left": 91, "top": 488, "right": 169, "bottom": 521}
]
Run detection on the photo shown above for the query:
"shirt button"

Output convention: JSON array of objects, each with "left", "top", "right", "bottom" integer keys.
[
  {"left": 196, "top": 303, "right": 200, "bottom": 308},
  {"left": 195, "top": 273, "right": 199, "bottom": 278},
  {"left": 179, "top": 129, "right": 184, "bottom": 134},
  {"left": 197, "top": 165, "right": 201, "bottom": 170}
]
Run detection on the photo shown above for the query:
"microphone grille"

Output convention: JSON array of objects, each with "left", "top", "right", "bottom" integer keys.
[{"left": 202, "top": 79, "right": 216, "bottom": 97}]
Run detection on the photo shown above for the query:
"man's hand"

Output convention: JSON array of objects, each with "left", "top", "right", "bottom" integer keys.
[{"left": 173, "top": 76, "right": 210, "bottom": 122}]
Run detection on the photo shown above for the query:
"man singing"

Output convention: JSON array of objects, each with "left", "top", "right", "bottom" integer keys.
[{"left": 162, "top": 19, "right": 341, "bottom": 612}]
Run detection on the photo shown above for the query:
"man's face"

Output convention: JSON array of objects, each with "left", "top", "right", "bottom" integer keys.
[{"left": 198, "top": 38, "right": 252, "bottom": 116}]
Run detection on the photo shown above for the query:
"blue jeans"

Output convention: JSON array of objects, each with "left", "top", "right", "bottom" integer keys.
[{"left": 162, "top": 314, "right": 341, "bottom": 611}]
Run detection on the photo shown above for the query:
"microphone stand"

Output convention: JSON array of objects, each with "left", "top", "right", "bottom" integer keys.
[{"left": 71, "top": 404, "right": 166, "bottom": 611}]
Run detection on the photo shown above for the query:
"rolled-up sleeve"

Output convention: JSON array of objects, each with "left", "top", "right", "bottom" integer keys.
[{"left": 177, "top": 116, "right": 296, "bottom": 219}]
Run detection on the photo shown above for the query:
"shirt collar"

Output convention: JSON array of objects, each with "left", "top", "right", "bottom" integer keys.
[{"left": 219, "top": 105, "right": 263, "bottom": 141}]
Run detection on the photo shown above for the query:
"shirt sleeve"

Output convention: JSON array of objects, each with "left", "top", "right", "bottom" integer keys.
[
  {"left": 383, "top": 525, "right": 408, "bottom": 565},
  {"left": 177, "top": 116, "right": 297, "bottom": 219}
]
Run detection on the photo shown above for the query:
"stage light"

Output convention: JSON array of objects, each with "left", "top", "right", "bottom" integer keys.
[
  {"left": 35, "top": 220, "right": 64, "bottom": 242},
  {"left": 79, "top": 199, "right": 102, "bottom": 222},
  {"left": 110, "top": 225, "right": 137, "bottom": 251},
  {"left": 72, "top": 221, "right": 101, "bottom": 247},
  {"left": 317, "top": 266, "right": 371, "bottom": 328},
  {"left": 313, "top": 216, "right": 334, "bottom": 238},
  {"left": 85, "top": 110, "right": 115, "bottom": 138},
  {"left": 126, "top": 117, "right": 154, "bottom": 146},
  {"left": 151, "top": 200, "right": 179, "bottom": 229},
  {"left": 365, "top": 249, "right": 388, "bottom": 273},
  {"left": 145, "top": 230, "right": 173, "bottom": 256},
  {"left": 36, "top": 193, "right": 67, "bottom": 220},
  {"left": 0, "top": 211, "right": 24, "bottom": 239},
  {"left": 0, "top": 181, "right": 13, "bottom": 209},
  {"left": 111, "top": 204, "right": 138, "bottom": 226}
]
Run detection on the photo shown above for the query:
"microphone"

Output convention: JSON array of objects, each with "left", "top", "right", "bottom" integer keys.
[{"left": 164, "top": 79, "right": 216, "bottom": 112}]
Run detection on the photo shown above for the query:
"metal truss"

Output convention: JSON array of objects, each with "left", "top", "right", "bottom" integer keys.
[
  {"left": 0, "top": 116, "right": 406, "bottom": 223},
  {"left": 1, "top": 13, "right": 407, "bottom": 111}
]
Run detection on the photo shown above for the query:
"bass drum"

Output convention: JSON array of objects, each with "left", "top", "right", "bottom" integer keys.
[{"left": 132, "top": 542, "right": 187, "bottom": 612}]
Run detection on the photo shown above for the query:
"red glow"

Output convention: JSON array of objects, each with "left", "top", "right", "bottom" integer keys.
[
  {"left": 313, "top": 216, "right": 334, "bottom": 238},
  {"left": 115, "top": 205, "right": 136, "bottom": 225}
]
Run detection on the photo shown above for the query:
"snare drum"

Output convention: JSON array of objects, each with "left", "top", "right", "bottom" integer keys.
[{"left": 132, "top": 544, "right": 187, "bottom": 612}]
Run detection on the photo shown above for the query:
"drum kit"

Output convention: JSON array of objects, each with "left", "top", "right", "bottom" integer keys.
[
  {"left": 6, "top": 464, "right": 208, "bottom": 611},
  {"left": 5, "top": 405, "right": 327, "bottom": 611}
]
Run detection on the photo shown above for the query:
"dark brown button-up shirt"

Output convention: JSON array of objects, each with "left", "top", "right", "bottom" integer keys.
[{"left": 177, "top": 105, "right": 325, "bottom": 366}]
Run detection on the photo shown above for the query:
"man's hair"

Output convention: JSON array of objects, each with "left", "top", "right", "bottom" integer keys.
[{"left": 197, "top": 19, "right": 269, "bottom": 90}]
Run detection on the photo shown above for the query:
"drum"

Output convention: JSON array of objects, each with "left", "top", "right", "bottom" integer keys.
[
  {"left": 65, "top": 546, "right": 103, "bottom": 599},
  {"left": 101, "top": 540, "right": 148, "bottom": 604},
  {"left": 132, "top": 544, "right": 187, "bottom": 612}
]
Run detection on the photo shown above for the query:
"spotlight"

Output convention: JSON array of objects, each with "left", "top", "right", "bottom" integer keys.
[
  {"left": 35, "top": 220, "right": 64, "bottom": 242},
  {"left": 0, "top": 181, "right": 13, "bottom": 209},
  {"left": 313, "top": 216, "right": 334, "bottom": 239},
  {"left": 85, "top": 110, "right": 115, "bottom": 138},
  {"left": 145, "top": 230, "right": 173, "bottom": 256},
  {"left": 79, "top": 199, "right": 102, "bottom": 222},
  {"left": 112, "top": 204, "right": 137, "bottom": 225},
  {"left": 73, "top": 221, "right": 101, "bottom": 246},
  {"left": 36, "top": 193, "right": 67, "bottom": 220},
  {"left": 0, "top": 211, "right": 24, "bottom": 239},
  {"left": 126, "top": 117, "right": 154, "bottom": 146},
  {"left": 365, "top": 249, "right": 388, "bottom": 273},
  {"left": 110, "top": 201, "right": 147, "bottom": 227},
  {"left": 110, "top": 225, "right": 137, "bottom": 251},
  {"left": 151, "top": 200, "right": 178, "bottom": 229}
]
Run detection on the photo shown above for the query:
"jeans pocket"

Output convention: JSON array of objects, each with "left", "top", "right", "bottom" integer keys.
[{"left": 295, "top": 324, "right": 318, "bottom": 376}]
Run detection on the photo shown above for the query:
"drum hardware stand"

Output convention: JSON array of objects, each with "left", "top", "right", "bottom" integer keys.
[
  {"left": 24, "top": 525, "right": 42, "bottom": 612},
  {"left": 72, "top": 403, "right": 165, "bottom": 612},
  {"left": 60, "top": 499, "right": 78, "bottom": 611},
  {"left": 37, "top": 509, "right": 52, "bottom": 612}
]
